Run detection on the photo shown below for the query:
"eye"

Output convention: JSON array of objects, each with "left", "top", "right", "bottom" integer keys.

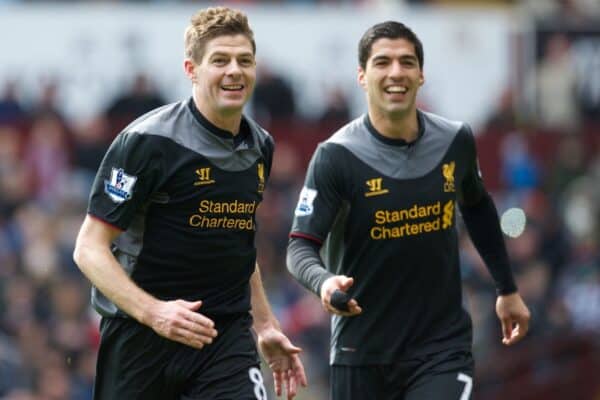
[
  {"left": 239, "top": 58, "right": 254, "bottom": 67},
  {"left": 401, "top": 58, "right": 417, "bottom": 68},
  {"left": 212, "top": 58, "right": 227, "bottom": 66}
]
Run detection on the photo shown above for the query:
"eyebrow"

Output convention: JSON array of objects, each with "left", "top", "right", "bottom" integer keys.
[
  {"left": 209, "top": 51, "right": 254, "bottom": 58},
  {"left": 371, "top": 54, "right": 417, "bottom": 63}
]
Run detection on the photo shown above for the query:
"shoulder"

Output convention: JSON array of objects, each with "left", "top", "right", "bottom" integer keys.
[
  {"left": 325, "top": 116, "right": 367, "bottom": 148},
  {"left": 121, "top": 100, "right": 191, "bottom": 141},
  {"left": 245, "top": 115, "right": 274, "bottom": 150},
  {"left": 310, "top": 116, "right": 368, "bottom": 160},
  {"left": 420, "top": 110, "right": 469, "bottom": 137},
  {"left": 420, "top": 110, "right": 475, "bottom": 147}
]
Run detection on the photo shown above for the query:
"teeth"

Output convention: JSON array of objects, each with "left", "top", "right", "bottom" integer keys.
[
  {"left": 386, "top": 86, "right": 407, "bottom": 94},
  {"left": 222, "top": 85, "right": 243, "bottom": 90}
]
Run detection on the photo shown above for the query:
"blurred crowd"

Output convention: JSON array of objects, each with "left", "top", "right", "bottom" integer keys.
[{"left": 1, "top": 2, "right": 600, "bottom": 399}]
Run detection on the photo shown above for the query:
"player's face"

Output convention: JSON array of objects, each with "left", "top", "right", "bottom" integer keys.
[
  {"left": 185, "top": 34, "right": 256, "bottom": 120},
  {"left": 358, "top": 37, "right": 424, "bottom": 119}
]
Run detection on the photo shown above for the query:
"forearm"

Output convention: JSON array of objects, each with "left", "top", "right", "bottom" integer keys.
[
  {"left": 286, "top": 237, "right": 333, "bottom": 296},
  {"left": 73, "top": 240, "right": 158, "bottom": 324},
  {"left": 459, "top": 192, "right": 517, "bottom": 295},
  {"left": 250, "top": 264, "right": 280, "bottom": 333}
]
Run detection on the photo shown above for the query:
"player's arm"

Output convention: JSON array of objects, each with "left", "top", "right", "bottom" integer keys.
[
  {"left": 286, "top": 144, "right": 362, "bottom": 316},
  {"left": 73, "top": 215, "right": 217, "bottom": 349},
  {"left": 458, "top": 124, "right": 530, "bottom": 346},
  {"left": 76, "top": 132, "right": 216, "bottom": 349},
  {"left": 249, "top": 264, "right": 307, "bottom": 399},
  {"left": 460, "top": 192, "right": 518, "bottom": 296},
  {"left": 459, "top": 194, "right": 530, "bottom": 346},
  {"left": 286, "top": 237, "right": 362, "bottom": 316}
]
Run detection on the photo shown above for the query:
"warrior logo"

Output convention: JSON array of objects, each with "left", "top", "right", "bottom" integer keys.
[
  {"left": 194, "top": 167, "right": 215, "bottom": 186},
  {"left": 365, "top": 177, "right": 389, "bottom": 197}
]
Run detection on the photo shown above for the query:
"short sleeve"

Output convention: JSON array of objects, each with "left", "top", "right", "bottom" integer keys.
[
  {"left": 290, "top": 143, "right": 345, "bottom": 242},
  {"left": 88, "top": 132, "right": 165, "bottom": 230}
]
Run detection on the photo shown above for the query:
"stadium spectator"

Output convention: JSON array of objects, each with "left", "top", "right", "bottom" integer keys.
[
  {"left": 252, "top": 64, "right": 297, "bottom": 126},
  {"left": 22, "top": 113, "right": 71, "bottom": 207},
  {"left": 317, "top": 86, "right": 352, "bottom": 130},
  {"left": 534, "top": 33, "right": 580, "bottom": 131},
  {"left": 104, "top": 73, "right": 167, "bottom": 132},
  {"left": 0, "top": 80, "right": 27, "bottom": 126},
  {"left": 500, "top": 132, "right": 541, "bottom": 191}
]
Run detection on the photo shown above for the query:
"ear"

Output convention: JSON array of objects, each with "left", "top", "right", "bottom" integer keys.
[
  {"left": 183, "top": 59, "right": 196, "bottom": 83},
  {"left": 419, "top": 71, "right": 425, "bottom": 86},
  {"left": 357, "top": 66, "right": 367, "bottom": 90}
]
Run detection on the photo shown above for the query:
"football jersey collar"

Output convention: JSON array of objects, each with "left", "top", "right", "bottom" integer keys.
[
  {"left": 364, "top": 110, "right": 425, "bottom": 148},
  {"left": 187, "top": 97, "right": 253, "bottom": 149}
]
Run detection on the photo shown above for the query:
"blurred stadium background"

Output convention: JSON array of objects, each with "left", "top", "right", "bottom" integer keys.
[{"left": 0, "top": 0, "right": 599, "bottom": 399}]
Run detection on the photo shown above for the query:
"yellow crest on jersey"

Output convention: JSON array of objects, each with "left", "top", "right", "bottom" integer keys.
[
  {"left": 257, "top": 163, "right": 265, "bottom": 193},
  {"left": 443, "top": 161, "right": 455, "bottom": 192}
]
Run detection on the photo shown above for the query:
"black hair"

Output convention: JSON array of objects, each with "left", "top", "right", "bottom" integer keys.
[{"left": 358, "top": 21, "right": 424, "bottom": 70}]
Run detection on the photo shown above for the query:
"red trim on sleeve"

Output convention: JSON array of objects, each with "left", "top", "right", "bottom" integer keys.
[
  {"left": 289, "top": 232, "right": 323, "bottom": 245},
  {"left": 88, "top": 213, "right": 125, "bottom": 232}
]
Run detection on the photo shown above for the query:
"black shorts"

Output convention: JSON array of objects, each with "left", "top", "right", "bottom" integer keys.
[
  {"left": 331, "top": 349, "right": 474, "bottom": 400},
  {"left": 94, "top": 313, "right": 267, "bottom": 400}
]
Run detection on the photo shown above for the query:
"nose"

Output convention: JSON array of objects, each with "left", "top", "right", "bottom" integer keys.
[
  {"left": 226, "top": 60, "right": 242, "bottom": 77},
  {"left": 389, "top": 61, "right": 404, "bottom": 78}
]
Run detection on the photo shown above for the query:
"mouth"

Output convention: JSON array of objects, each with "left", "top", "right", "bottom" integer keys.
[
  {"left": 384, "top": 85, "right": 408, "bottom": 95},
  {"left": 221, "top": 84, "right": 245, "bottom": 92}
]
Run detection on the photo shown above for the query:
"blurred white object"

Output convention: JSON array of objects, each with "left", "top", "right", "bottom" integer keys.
[{"left": 500, "top": 207, "right": 527, "bottom": 238}]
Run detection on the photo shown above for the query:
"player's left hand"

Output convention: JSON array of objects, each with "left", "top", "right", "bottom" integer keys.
[
  {"left": 257, "top": 328, "right": 308, "bottom": 399},
  {"left": 496, "top": 292, "right": 531, "bottom": 346}
]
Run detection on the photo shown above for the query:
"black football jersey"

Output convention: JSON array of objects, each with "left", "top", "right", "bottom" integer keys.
[
  {"left": 291, "top": 111, "right": 484, "bottom": 365},
  {"left": 88, "top": 98, "right": 273, "bottom": 317}
]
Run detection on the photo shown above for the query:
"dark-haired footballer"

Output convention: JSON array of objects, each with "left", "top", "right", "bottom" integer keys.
[
  {"left": 287, "top": 21, "right": 530, "bottom": 400},
  {"left": 73, "top": 7, "right": 306, "bottom": 400}
]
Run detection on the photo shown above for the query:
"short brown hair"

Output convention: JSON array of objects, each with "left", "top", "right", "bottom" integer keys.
[{"left": 184, "top": 7, "right": 256, "bottom": 64}]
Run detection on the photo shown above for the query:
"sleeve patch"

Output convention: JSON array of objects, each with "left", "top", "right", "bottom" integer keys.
[
  {"left": 104, "top": 168, "right": 137, "bottom": 203},
  {"left": 294, "top": 186, "right": 318, "bottom": 217}
]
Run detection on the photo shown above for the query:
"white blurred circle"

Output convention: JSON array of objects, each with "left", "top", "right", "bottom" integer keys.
[{"left": 500, "top": 207, "right": 526, "bottom": 238}]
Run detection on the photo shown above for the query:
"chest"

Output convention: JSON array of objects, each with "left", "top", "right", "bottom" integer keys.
[
  {"left": 349, "top": 156, "right": 464, "bottom": 210},
  {"left": 160, "top": 154, "right": 266, "bottom": 207}
]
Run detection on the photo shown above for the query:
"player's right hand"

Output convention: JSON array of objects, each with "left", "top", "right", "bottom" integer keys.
[
  {"left": 148, "top": 299, "right": 218, "bottom": 349},
  {"left": 320, "top": 275, "right": 362, "bottom": 317}
]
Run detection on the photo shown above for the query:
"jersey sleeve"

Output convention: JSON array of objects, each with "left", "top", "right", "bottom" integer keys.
[
  {"left": 290, "top": 143, "right": 345, "bottom": 243},
  {"left": 88, "top": 132, "right": 165, "bottom": 230},
  {"left": 458, "top": 124, "right": 486, "bottom": 206}
]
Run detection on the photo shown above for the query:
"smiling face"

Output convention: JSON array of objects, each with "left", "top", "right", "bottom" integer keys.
[
  {"left": 185, "top": 33, "right": 256, "bottom": 124},
  {"left": 358, "top": 37, "right": 424, "bottom": 121}
]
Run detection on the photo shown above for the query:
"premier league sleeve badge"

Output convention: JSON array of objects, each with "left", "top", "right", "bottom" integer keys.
[{"left": 104, "top": 167, "right": 137, "bottom": 203}]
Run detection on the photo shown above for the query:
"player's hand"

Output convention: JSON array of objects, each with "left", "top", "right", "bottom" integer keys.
[
  {"left": 320, "top": 275, "right": 362, "bottom": 316},
  {"left": 496, "top": 292, "right": 530, "bottom": 346},
  {"left": 257, "top": 328, "right": 308, "bottom": 400},
  {"left": 147, "top": 299, "right": 218, "bottom": 349}
]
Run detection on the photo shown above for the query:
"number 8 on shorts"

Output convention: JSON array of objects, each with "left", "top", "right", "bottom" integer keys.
[{"left": 249, "top": 367, "right": 267, "bottom": 400}]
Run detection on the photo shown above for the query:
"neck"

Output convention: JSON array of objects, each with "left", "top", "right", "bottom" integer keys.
[
  {"left": 368, "top": 108, "right": 419, "bottom": 142},
  {"left": 193, "top": 93, "right": 242, "bottom": 135}
]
